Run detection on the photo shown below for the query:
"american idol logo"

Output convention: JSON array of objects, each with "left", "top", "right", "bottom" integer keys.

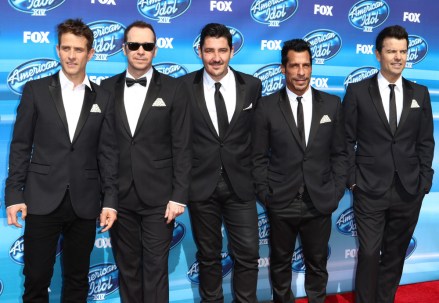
[
  {"left": 304, "top": 29, "right": 342, "bottom": 65},
  {"left": 250, "top": 0, "right": 298, "bottom": 27},
  {"left": 193, "top": 26, "right": 244, "bottom": 56},
  {"left": 336, "top": 208, "right": 357, "bottom": 237},
  {"left": 187, "top": 252, "right": 234, "bottom": 284},
  {"left": 0, "top": 280, "right": 3, "bottom": 296},
  {"left": 258, "top": 212, "right": 270, "bottom": 245},
  {"left": 253, "top": 64, "right": 285, "bottom": 96},
  {"left": 344, "top": 66, "right": 378, "bottom": 89},
  {"left": 348, "top": 0, "right": 389, "bottom": 32},
  {"left": 137, "top": 0, "right": 191, "bottom": 23},
  {"left": 405, "top": 237, "right": 417, "bottom": 259},
  {"left": 88, "top": 21, "right": 125, "bottom": 61},
  {"left": 8, "top": 0, "right": 66, "bottom": 16},
  {"left": 170, "top": 220, "right": 186, "bottom": 249},
  {"left": 155, "top": 63, "right": 188, "bottom": 78},
  {"left": 9, "top": 235, "right": 63, "bottom": 265},
  {"left": 406, "top": 35, "right": 428, "bottom": 68},
  {"left": 7, "top": 58, "right": 60, "bottom": 95},
  {"left": 88, "top": 263, "right": 119, "bottom": 301},
  {"left": 292, "top": 245, "right": 331, "bottom": 273}
]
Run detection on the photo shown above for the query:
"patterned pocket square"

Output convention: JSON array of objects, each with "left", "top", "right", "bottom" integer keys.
[
  {"left": 411, "top": 99, "right": 420, "bottom": 108},
  {"left": 243, "top": 103, "right": 253, "bottom": 111},
  {"left": 320, "top": 115, "right": 331, "bottom": 124},
  {"left": 90, "top": 104, "right": 101, "bottom": 113},
  {"left": 152, "top": 98, "right": 166, "bottom": 107}
]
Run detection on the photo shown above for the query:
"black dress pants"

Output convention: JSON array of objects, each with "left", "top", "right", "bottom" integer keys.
[
  {"left": 23, "top": 191, "right": 96, "bottom": 303},
  {"left": 189, "top": 173, "right": 259, "bottom": 303},
  {"left": 354, "top": 174, "right": 423, "bottom": 303},
  {"left": 110, "top": 185, "right": 174, "bottom": 303},
  {"left": 268, "top": 191, "right": 331, "bottom": 303}
]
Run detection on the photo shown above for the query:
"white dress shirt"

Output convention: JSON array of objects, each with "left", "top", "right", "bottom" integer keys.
[
  {"left": 124, "top": 69, "right": 152, "bottom": 136},
  {"left": 287, "top": 87, "right": 313, "bottom": 146},
  {"left": 377, "top": 72, "right": 403, "bottom": 125},
  {"left": 203, "top": 67, "right": 237, "bottom": 135},
  {"left": 59, "top": 70, "right": 91, "bottom": 142}
]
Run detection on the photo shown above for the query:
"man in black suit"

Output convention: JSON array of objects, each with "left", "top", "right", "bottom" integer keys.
[
  {"left": 252, "top": 39, "right": 347, "bottom": 303},
  {"left": 100, "top": 21, "right": 191, "bottom": 303},
  {"left": 343, "top": 25, "right": 434, "bottom": 303},
  {"left": 180, "top": 23, "right": 261, "bottom": 302},
  {"left": 5, "top": 19, "right": 118, "bottom": 302}
]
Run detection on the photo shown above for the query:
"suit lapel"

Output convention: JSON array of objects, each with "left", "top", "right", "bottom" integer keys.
[
  {"left": 225, "top": 69, "right": 245, "bottom": 138},
  {"left": 49, "top": 73, "right": 70, "bottom": 139},
  {"left": 278, "top": 89, "right": 305, "bottom": 151},
  {"left": 193, "top": 69, "right": 220, "bottom": 139},
  {"left": 307, "top": 88, "right": 322, "bottom": 149},
  {"left": 133, "top": 68, "right": 160, "bottom": 137},
  {"left": 397, "top": 77, "right": 414, "bottom": 132},
  {"left": 369, "top": 75, "right": 392, "bottom": 134},
  {"left": 72, "top": 83, "right": 95, "bottom": 143},
  {"left": 114, "top": 73, "right": 132, "bottom": 137}
]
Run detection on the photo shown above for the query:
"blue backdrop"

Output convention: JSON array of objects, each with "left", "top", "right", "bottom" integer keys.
[{"left": 1, "top": 0, "right": 438, "bottom": 302}]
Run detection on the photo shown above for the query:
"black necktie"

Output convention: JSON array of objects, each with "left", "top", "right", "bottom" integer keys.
[
  {"left": 126, "top": 77, "right": 147, "bottom": 87},
  {"left": 214, "top": 82, "right": 229, "bottom": 140},
  {"left": 388, "top": 84, "right": 397, "bottom": 135},
  {"left": 296, "top": 96, "right": 305, "bottom": 146}
]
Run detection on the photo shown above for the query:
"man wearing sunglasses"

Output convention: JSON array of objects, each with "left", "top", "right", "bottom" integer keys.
[{"left": 101, "top": 21, "right": 191, "bottom": 303}]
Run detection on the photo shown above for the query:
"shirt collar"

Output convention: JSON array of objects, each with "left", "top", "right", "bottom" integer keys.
[
  {"left": 286, "top": 86, "right": 312, "bottom": 103},
  {"left": 203, "top": 67, "right": 233, "bottom": 91},
  {"left": 59, "top": 69, "right": 92, "bottom": 91},
  {"left": 125, "top": 67, "right": 153, "bottom": 82},
  {"left": 378, "top": 72, "right": 403, "bottom": 91}
]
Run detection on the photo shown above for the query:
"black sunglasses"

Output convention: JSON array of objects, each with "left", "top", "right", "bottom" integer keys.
[{"left": 125, "top": 42, "right": 155, "bottom": 51}]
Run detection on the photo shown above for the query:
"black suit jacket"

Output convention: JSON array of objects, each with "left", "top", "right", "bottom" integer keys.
[
  {"left": 343, "top": 75, "right": 434, "bottom": 195},
  {"left": 252, "top": 88, "right": 347, "bottom": 214},
  {"left": 180, "top": 68, "right": 262, "bottom": 202},
  {"left": 100, "top": 69, "right": 191, "bottom": 206},
  {"left": 5, "top": 72, "right": 119, "bottom": 219}
]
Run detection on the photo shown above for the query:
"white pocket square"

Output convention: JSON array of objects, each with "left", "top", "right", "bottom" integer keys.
[
  {"left": 243, "top": 103, "right": 253, "bottom": 111},
  {"left": 411, "top": 99, "right": 420, "bottom": 108},
  {"left": 152, "top": 98, "right": 166, "bottom": 107},
  {"left": 90, "top": 104, "right": 101, "bottom": 113},
  {"left": 320, "top": 115, "right": 331, "bottom": 124}
]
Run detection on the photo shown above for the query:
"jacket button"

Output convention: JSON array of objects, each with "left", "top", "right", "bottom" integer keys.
[
  {"left": 220, "top": 143, "right": 224, "bottom": 147},
  {"left": 131, "top": 141, "right": 135, "bottom": 145}
]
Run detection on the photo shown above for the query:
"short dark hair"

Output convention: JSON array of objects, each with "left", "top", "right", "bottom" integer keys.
[
  {"left": 375, "top": 25, "right": 408, "bottom": 52},
  {"left": 199, "top": 23, "right": 232, "bottom": 50},
  {"left": 124, "top": 20, "right": 157, "bottom": 43},
  {"left": 281, "top": 39, "right": 313, "bottom": 66},
  {"left": 57, "top": 18, "right": 94, "bottom": 51}
]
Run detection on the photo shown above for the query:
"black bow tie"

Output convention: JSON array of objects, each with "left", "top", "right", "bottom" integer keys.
[{"left": 126, "top": 77, "right": 147, "bottom": 87}]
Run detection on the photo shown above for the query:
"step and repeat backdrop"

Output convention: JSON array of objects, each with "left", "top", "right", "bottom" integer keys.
[{"left": 1, "top": 0, "right": 439, "bottom": 302}]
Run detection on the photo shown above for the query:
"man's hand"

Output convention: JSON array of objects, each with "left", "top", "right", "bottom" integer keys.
[
  {"left": 7, "top": 203, "right": 27, "bottom": 228},
  {"left": 100, "top": 208, "right": 117, "bottom": 233},
  {"left": 164, "top": 202, "right": 185, "bottom": 224}
]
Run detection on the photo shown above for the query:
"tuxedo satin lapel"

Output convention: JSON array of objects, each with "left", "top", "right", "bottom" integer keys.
[
  {"left": 369, "top": 76, "right": 392, "bottom": 133},
  {"left": 49, "top": 74, "right": 69, "bottom": 139},
  {"left": 307, "top": 89, "right": 322, "bottom": 150},
  {"left": 133, "top": 69, "right": 160, "bottom": 137},
  {"left": 278, "top": 89, "right": 305, "bottom": 151},
  {"left": 194, "top": 70, "right": 219, "bottom": 139},
  {"left": 72, "top": 85, "right": 95, "bottom": 143},
  {"left": 115, "top": 75, "right": 132, "bottom": 137},
  {"left": 226, "top": 70, "right": 245, "bottom": 138},
  {"left": 397, "top": 78, "right": 414, "bottom": 132}
]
